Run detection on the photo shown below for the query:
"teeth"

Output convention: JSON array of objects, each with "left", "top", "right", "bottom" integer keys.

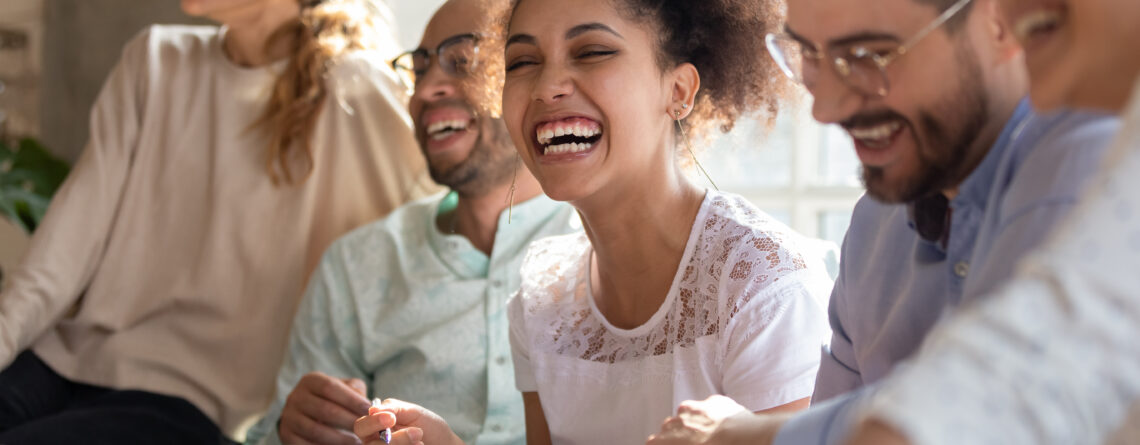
[
  {"left": 1013, "top": 10, "right": 1063, "bottom": 43},
  {"left": 542, "top": 142, "right": 595, "bottom": 155},
  {"left": 849, "top": 121, "right": 902, "bottom": 141},
  {"left": 427, "top": 119, "right": 469, "bottom": 136},
  {"left": 431, "top": 129, "right": 456, "bottom": 141},
  {"left": 535, "top": 121, "right": 602, "bottom": 145}
]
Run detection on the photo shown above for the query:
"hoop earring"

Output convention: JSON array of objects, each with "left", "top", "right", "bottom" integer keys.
[
  {"left": 675, "top": 106, "right": 719, "bottom": 191},
  {"left": 505, "top": 153, "right": 520, "bottom": 224}
]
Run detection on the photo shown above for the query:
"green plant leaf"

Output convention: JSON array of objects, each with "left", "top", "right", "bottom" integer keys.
[{"left": 0, "top": 138, "right": 71, "bottom": 233}]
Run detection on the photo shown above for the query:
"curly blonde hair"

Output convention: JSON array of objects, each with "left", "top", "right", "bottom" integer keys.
[
  {"left": 471, "top": 0, "right": 793, "bottom": 143},
  {"left": 252, "top": 0, "right": 391, "bottom": 185}
]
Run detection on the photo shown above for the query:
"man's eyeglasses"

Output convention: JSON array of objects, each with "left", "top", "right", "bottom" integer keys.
[
  {"left": 765, "top": 0, "right": 974, "bottom": 97},
  {"left": 390, "top": 33, "right": 480, "bottom": 90}
]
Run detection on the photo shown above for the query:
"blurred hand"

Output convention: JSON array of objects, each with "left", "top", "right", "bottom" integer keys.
[
  {"left": 647, "top": 395, "right": 785, "bottom": 445},
  {"left": 279, "top": 372, "right": 371, "bottom": 445},
  {"left": 354, "top": 399, "right": 465, "bottom": 445},
  {"left": 844, "top": 420, "right": 911, "bottom": 445}
]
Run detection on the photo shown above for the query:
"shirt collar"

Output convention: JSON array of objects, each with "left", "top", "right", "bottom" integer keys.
[
  {"left": 953, "top": 99, "right": 1034, "bottom": 207},
  {"left": 427, "top": 191, "right": 568, "bottom": 279},
  {"left": 907, "top": 99, "right": 1034, "bottom": 243}
]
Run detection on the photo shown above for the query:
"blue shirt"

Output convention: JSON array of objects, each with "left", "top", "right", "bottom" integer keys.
[
  {"left": 774, "top": 101, "right": 1120, "bottom": 445},
  {"left": 245, "top": 192, "right": 579, "bottom": 445}
]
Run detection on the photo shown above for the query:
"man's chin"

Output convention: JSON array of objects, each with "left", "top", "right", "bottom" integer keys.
[{"left": 862, "top": 170, "right": 936, "bottom": 204}]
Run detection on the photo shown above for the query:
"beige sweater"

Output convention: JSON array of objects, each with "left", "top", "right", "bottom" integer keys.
[{"left": 0, "top": 25, "right": 436, "bottom": 438}]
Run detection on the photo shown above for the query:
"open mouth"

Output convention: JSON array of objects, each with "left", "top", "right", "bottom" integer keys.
[
  {"left": 847, "top": 120, "right": 904, "bottom": 150},
  {"left": 426, "top": 119, "right": 472, "bottom": 141},
  {"left": 534, "top": 117, "right": 603, "bottom": 156}
]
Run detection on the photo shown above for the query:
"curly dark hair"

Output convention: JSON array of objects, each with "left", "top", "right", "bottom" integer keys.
[{"left": 471, "top": 0, "right": 792, "bottom": 141}]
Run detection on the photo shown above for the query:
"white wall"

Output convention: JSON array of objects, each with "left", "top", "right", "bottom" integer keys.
[{"left": 387, "top": 0, "right": 449, "bottom": 49}]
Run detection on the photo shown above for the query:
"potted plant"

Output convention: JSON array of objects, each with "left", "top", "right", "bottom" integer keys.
[
  {"left": 0, "top": 137, "right": 70, "bottom": 286},
  {"left": 0, "top": 137, "right": 70, "bottom": 234}
]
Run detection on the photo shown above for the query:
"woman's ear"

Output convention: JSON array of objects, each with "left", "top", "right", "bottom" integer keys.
[{"left": 669, "top": 62, "right": 700, "bottom": 119}]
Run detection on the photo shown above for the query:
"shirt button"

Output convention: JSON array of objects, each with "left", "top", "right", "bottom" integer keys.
[
  {"left": 491, "top": 424, "right": 503, "bottom": 432},
  {"left": 954, "top": 261, "right": 970, "bottom": 278},
  {"left": 491, "top": 279, "right": 503, "bottom": 288},
  {"left": 495, "top": 355, "right": 508, "bottom": 365}
]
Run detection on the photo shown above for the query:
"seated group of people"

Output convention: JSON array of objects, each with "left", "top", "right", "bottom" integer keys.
[{"left": 0, "top": 0, "right": 1137, "bottom": 444}]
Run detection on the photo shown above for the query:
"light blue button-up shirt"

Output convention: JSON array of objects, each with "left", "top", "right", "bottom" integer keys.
[
  {"left": 774, "top": 101, "right": 1120, "bottom": 445},
  {"left": 245, "top": 192, "right": 579, "bottom": 445}
]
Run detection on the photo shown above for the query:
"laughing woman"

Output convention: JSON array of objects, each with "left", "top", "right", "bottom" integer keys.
[{"left": 355, "top": 0, "right": 831, "bottom": 443}]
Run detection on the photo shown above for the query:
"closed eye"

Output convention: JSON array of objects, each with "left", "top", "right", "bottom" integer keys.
[
  {"left": 506, "top": 59, "right": 538, "bottom": 72},
  {"left": 579, "top": 49, "right": 617, "bottom": 59}
]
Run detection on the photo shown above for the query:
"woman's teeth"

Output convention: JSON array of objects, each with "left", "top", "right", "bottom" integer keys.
[
  {"left": 543, "top": 142, "right": 594, "bottom": 155},
  {"left": 536, "top": 124, "right": 600, "bottom": 145},
  {"left": 1013, "top": 10, "right": 1063, "bottom": 44},
  {"left": 427, "top": 119, "right": 469, "bottom": 140},
  {"left": 849, "top": 121, "right": 902, "bottom": 147},
  {"left": 535, "top": 119, "right": 603, "bottom": 156}
]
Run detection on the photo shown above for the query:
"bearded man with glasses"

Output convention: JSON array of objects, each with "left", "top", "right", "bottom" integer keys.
[
  {"left": 242, "top": 1, "right": 578, "bottom": 444},
  {"left": 646, "top": 0, "right": 1118, "bottom": 444}
]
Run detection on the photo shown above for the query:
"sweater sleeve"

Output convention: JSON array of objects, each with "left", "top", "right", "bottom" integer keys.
[{"left": 0, "top": 28, "right": 151, "bottom": 368}]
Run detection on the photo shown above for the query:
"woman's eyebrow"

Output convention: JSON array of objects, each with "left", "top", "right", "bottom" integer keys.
[
  {"left": 566, "top": 22, "right": 623, "bottom": 40},
  {"left": 506, "top": 33, "right": 537, "bottom": 49}
]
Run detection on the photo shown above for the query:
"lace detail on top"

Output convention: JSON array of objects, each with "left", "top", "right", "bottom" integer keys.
[{"left": 513, "top": 191, "right": 817, "bottom": 365}]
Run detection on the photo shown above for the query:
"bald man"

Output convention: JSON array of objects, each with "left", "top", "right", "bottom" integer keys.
[{"left": 243, "top": 1, "right": 576, "bottom": 444}]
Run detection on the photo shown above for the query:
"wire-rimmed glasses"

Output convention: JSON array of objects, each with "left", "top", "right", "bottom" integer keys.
[{"left": 390, "top": 33, "right": 481, "bottom": 90}]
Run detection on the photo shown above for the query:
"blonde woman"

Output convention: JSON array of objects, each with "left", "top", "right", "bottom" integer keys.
[{"left": 0, "top": 0, "right": 433, "bottom": 443}]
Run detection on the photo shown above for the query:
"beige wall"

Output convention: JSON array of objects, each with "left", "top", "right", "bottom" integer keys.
[{"left": 40, "top": 0, "right": 206, "bottom": 162}]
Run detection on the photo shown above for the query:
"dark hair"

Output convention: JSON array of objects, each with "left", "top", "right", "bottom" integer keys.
[
  {"left": 474, "top": 0, "right": 792, "bottom": 139},
  {"left": 252, "top": 0, "right": 391, "bottom": 185}
]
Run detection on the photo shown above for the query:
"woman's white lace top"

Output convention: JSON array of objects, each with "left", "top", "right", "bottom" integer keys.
[{"left": 508, "top": 190, "right": 833, "bottom": 445}]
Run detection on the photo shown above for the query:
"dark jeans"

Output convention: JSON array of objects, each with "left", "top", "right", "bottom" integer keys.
[{"left": 0, "top": 351, "right": 235, "bottom": 445}]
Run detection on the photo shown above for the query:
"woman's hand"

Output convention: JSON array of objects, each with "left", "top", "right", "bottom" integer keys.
[
  {"left": 353, "top": 399, "right": 464, "bottom": 445},
  {"left": 646, "top": 395, "right": 779, "bottom": 445}
]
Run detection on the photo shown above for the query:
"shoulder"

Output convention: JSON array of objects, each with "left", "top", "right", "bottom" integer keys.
[
  {"left": 323, "top": 193, "right": 444, "bottom": 269},
  {"left": 125, "top": 24, "right": 219, "bottom": 64},
  {"left": 839, "top": 194, "right": 907, "bottom": 255},
  {"left": 516, "top": 232, "right": 591, "bottom": 302},
  {"left": 1001, "top": 109, "right": 1120, "bottom": 208},
  {"left": 324, "top": 50, "right": 405, "bottom": 100},
  {"left": 519, "top": 232, "right": 590, "bottom": 280},
  {"left": 699, "top": 192, "right": 831, "bottom": 292}
]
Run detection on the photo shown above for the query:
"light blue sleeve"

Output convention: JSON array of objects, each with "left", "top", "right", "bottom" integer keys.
[
  {"left": 772, "top": 386, "right": 869, "bottom": 445},
  {"left": 812, "top": 235, "right": 863, "bottom": 402},
  {"left": 244, "top": 242, "right": 370, "bottom": 445}
]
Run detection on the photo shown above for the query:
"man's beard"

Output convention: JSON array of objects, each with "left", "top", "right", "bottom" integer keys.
[
  {"left": 429, "top": 117, "right": 518, "bottom": 197},
  {"left": 859, "top": 48, "right": 991, "bottom": 203}
]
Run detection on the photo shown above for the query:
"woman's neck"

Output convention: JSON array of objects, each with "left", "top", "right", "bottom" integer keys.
[
  {"left": 221, "top": 1, "right": 300, "bottom": 67},
  {"left": 575, "top": 162, "right": 706, "bottom": 330}
]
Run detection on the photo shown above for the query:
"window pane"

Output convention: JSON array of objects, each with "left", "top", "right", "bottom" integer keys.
[
  {"left": 818, "top": 209, "right": 854, "bottom": 246},
  {"left": 817, "top": 125, "right": 860, "bottom": 187},
  {"left": 701, "top": 114, "right": 793, "bottom": 189}
]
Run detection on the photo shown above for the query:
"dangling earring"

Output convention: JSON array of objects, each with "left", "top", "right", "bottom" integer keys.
[
  {"left": 505, "top": 153, "right": 520, "bottom": 224},
  {"left": 675, "top": 104, "right": 719, "bottom": 191}
]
